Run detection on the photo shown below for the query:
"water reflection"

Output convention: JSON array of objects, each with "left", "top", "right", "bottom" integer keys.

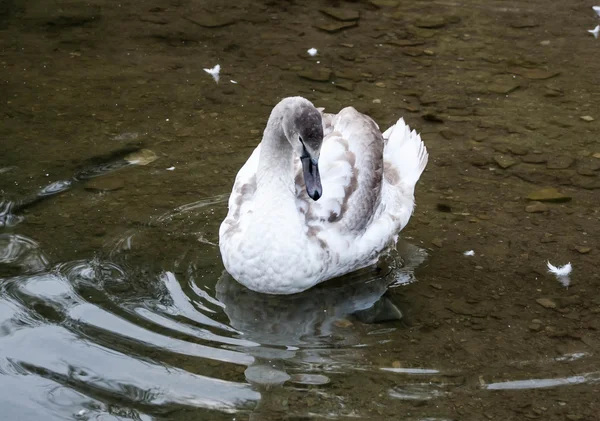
[{"left": 216, "top": 270, "right": 400, "bottom": 347}]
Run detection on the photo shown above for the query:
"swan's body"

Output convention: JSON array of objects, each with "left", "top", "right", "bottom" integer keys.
[{"left": 219, "top": 97, "right": 428, "bottom": 294}]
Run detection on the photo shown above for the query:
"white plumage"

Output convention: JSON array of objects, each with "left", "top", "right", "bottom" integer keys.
[{"left": 219, "top": 97, "right": 428, "bottom": 294}]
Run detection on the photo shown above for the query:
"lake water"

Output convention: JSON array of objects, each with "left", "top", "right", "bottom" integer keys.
[{"left": 1, "top": 0, "right": 600, "bottom": 420}]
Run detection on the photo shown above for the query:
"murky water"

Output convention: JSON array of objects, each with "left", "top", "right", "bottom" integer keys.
[{"left": 2, "top": 0, "right": 600, "bottom": 420}]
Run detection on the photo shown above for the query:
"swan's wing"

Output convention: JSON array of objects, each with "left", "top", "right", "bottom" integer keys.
[
  {"left": 219, "top": 145, "right": 260, "bottom": 238},
  {"left": 296, "top": 107, "right": 384, "bottom": 234},
  {"left": 348, "top": 117, "right": 428, "bottom": 268},
  {"left": 318, "top": 108, "right": 335, "bottom": 136}
]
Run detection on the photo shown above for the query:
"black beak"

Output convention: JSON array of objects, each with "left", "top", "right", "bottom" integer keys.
[{"left": 301, "top": 155, "right": 322, "bottom": 201}]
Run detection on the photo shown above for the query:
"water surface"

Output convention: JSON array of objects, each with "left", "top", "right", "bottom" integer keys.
[{"left": 1, "top": 0, "right": 600, "bottom": 420}]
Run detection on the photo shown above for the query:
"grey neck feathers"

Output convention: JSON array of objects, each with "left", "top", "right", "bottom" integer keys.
[{"left": 257, "top": 106, "right": 295, "bottom": 190}]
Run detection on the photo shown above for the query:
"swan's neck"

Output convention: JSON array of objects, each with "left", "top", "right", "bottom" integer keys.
[{"left": 256, "top": 119, "right": 296, "bottom": 198}]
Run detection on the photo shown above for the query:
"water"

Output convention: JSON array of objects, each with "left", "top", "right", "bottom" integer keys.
[{"left": 2, "top": 0, "right": 600, "bottom": 419}]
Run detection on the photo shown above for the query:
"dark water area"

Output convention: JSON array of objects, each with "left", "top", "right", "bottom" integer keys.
[{"left": 1, "top": 0, "right": 600, "bottom": 420}]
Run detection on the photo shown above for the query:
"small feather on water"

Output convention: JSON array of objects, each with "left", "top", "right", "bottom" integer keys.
[
  {"left": 593, "top": 6, "right": 600, "bottom": 17},
  {"left": 547, "top": 261, "right": 572, "bottom": 277},
  {"left": 589, "top": 25, "right": 600, "bottom": 39},
  {"left": 203, "top": 64, "right": 220, "bottom": 83},
  {"left": 463, "top": 250, "right": 475, "bottom": 256}
]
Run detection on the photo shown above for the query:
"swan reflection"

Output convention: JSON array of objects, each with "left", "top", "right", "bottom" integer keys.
[
  {"left": 212, "top": 242, "right": 427, "bottom": 387},
  {"left": 215, "top": 241, "right": 426, "bottom": 348}
]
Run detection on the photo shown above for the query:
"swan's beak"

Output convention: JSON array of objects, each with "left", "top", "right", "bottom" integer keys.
[{"left": 301, "top": 156, "right": 322, "bottom": 201}]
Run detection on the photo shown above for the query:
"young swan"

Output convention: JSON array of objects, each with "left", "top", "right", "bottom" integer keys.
[{"left": 219, "top": 96, "right": 428, "bottom": 294}]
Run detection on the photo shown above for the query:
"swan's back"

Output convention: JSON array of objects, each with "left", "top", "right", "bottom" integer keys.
[
  {"left": 283, "top": 107, "right": 428, "bottom": 284},
  {"left": 295, "top": 107, "right": 385, "bottom": 235},
  {"left": 297, "top": 108, "right": 427, "bottom": 239}
]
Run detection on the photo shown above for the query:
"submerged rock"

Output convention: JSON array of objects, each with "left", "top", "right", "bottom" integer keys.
[
  {"left": 525, "top": 201, "right": 548, "bottom": 213},
  {"left": 335, "top": 81, "right": 355, "bottom": 91},
  {"left": 85, "top": 178, "right": 124, "bottom": 192},
  {"left": 431, "top": 238, "right": 443, "bottom": 248},
  {"left": 571, "top": 177, "right": 600, "bottom": 190},
  {"left": 124, "top": 149, "right": 158, "bottom": 166},
  {"left": 488, "top": 78, "right": 521, "bottom": 95},
  {"left": 368, "top": 0, "right": 399, "bottom": 6},
  {"left": 319, "top": 8, "right": 360, "bottom": 22},
  {"left": 297, "top": 69, "right": 332, "bottom": 82},
  {"left": 508, "top": 145, "right": 529, "bottom": 156},
  {"left": 522, "top": 154, "right": 548, "bottom": 164},
  {"left": 526, "top": 188, "right": 571, "bottom": 203},
  {"left": 576, "top": 158, "right": 600, "bottom": 175},
  {"left": 415, "top": 16, "right": 446, "bottom": 29},
  {"left": 507, "top": 67, "right": 560, "bottom": 80},
  {"left": 493, "top": 155, "right": 518, "bottom": 169},
  {"left": 574, "top": 246, "right": 591, "bottom": 254},
  {"left": 386, "top": 40, "right": 425, "bottom": 47},
  {"left": 547, "top": 156, "right": 574, "bottom": 169},
  {"left": 184, "top": 14, "right": 237, "bottom": 28},
  {"left": 314, "top": 21, "right": 357, "bottom": 33},
  {"left": 536, "top": 298, "right": 557, "bottom": 309},
  {"left": 510, "top": 19, "right": 539, "bottom": 29}
]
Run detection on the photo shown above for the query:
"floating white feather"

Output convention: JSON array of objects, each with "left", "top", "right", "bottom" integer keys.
[
  {"left": 589, "top": 25, "right": 600, "bottom": 39},
  {"left": 307, "top": 48, "right": 318, "bottom": 57},
  {"left": 593, "top": 6, "right": 600, "bottom": 17},
  {"left": 463, "top": 250, "right": 475, "bottom": 256},
  {"left": 547, "top": 261, "right": 572, "bottom": 277},
  {"left": 203, "top": 64, "right": 220, "bottom": 83}
]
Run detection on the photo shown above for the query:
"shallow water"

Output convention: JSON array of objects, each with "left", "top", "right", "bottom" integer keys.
[{"left": 2, "top": 0, "right": 600, "bottom": 420}]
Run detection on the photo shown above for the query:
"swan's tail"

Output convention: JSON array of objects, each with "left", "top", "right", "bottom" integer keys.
[{"left": 382, "top": 118, "right": 428, "bottom": 194}]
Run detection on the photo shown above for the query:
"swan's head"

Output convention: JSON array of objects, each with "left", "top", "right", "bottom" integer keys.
[{"left": 281, "top": 97, "right": 324, "bottom": 201}]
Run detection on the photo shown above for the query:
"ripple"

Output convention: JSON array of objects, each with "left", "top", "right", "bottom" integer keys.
[
  {"left": 38, "top": 180, "right": 74, "bottom": 196},
  {"left": 0, "top": 373, "right": 132, "bottom": 420},
  {"left": 485, "top": 372, "right": 600, "bottom": 390},
  {"left": 0, "top": 234, "right": 49, "bottom": 274},
  {"left": 68, "top": 302, "right": 254, "bottom": 366},
  {"left": 133, "top": 306, "right": 259, "bottom": 348},
  {"left": 0, "top": 200, "right": 24, "bottom": 227},
  {"left": 1, "top": 325, "right": 260, "bottom": 412}
]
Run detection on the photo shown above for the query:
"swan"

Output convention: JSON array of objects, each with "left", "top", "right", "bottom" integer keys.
[{"left": 219, "top": 97, "right": 428, "bottom": 294}]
